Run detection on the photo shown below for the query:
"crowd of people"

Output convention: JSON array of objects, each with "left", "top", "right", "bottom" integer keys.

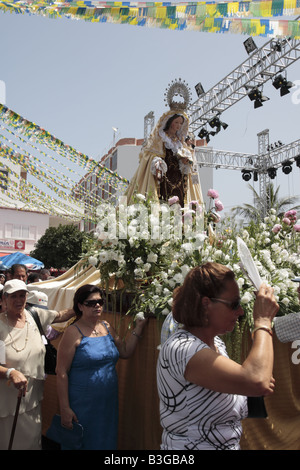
[
  {"left": 0, "top": 263, "right": 148, "bottom": 450},
  {"left": 0, "top": 260, "right": 299, "bottom": 450}
]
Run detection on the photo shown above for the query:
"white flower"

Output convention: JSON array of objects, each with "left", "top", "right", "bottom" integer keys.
[
  {"left": 281, "top": 297, "right": 290, "bottom": 306},
  {"left": 147, "top": 252, "right": 158, "bottom": 263},
  {"left": 135, "top": 312, "right": 145, "bottom": 320},
  {"left": 173, "top": 272, "right": 184, "bottom": 284},
  {"left": 162, "top": 308, "right": 170, "bottom": 315},
  {"left": 135, "top": 257, "right": 143, "bottom": 265},
  {"left": 143, "top": 263, "right": 151, "bottom": 272},
  {"left": 135, "top": 193, "right": 146, "bottom": 201},
  {"left": 88, "top": 256, "right": 98, "bottom": 266},
  {"left": 99, "top": 251, "right": 109, "bottom": 263},
  {"left": 241, "top": 292, "right": 253, "bottom": 303}
]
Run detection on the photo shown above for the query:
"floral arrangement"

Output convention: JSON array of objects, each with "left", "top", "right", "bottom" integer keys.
[{"left": 82, "top": 191, "right": 300, "bottom": 361}]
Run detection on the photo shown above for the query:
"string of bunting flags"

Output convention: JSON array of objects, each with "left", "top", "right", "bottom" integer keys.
[
  {"left": 0, "top": 104, "right": 129, "bottom": 221},
  {"left": 0, "top": 1, "right": 300, "bottom": 38}
]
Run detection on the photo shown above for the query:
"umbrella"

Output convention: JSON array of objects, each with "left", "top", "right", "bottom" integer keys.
[{"left": 0, "top": 252, "right": 44, "bottom": 270}]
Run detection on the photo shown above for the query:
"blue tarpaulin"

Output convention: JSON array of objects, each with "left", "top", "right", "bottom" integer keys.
[{"left": 0, "top": 252, "right": 44, "bottom": 270}]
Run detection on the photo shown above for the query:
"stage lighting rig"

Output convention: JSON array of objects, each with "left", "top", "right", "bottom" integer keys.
[
  {"left": 241, "top": 169, "right": 252, "bottom": 181},
  {"left": 282, "top": 160, "right": 293, "bottom": 174},
  {"left": 267, "top": 167, "right": 277, "bottom": 179},
  {"left": 208, "top": 116, "right": 229, "bottom": 133},
  {"left": 195, "top": 82, "right": 205, "bottom": 97},
  {"left": 272, "top": 74, "right": 294, "bottom": 96},
  {"left": 247, "top": 87, "right": 269, "bottom": 108}
]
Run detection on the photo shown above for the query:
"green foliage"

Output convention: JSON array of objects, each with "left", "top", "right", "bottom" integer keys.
[{"left": 30, "top": 224, "right": 95, "bottom": 269}]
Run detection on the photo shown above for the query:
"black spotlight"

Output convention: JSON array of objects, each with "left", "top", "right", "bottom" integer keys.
[
  {"left": 282, "top": 160, "right": 293, "bottom": 174},
  {"left": 198, "top": 128, "right": 210, "bottom": 143},
  {"left": 248, "top": 88, "right": 260, "bottom": 101},
  {"left": 267, "top": 167, "right": 277, "bottom": 179},
  {"left": 253, "top": 171, "right": 258, "bottom": 182},
  {"left": 272, "top": 74, "right": 294, "bottom": 96},
  {"left": 273, "top": 74, "right": 285, "bottom": 89},
  {"left": 242, "top": 170, "right": 252, "bottom": 181},
  {"left": 248, "top": 88, "right": 269, "bottom": 108},
  {"left": 243, "top": 37, "right": 258, "bottom": 55},
  {"left": 198, "top": 128, "right": 208, "bottom": 139},
  {"left": 209, "top": 116, "right": 228, "bottom": 132},
  {"left": 295, "top": 156, "right": 300, "bottom": 168},
  {"left": 195, "top": 82, "right": 205, "bottom": 97}
]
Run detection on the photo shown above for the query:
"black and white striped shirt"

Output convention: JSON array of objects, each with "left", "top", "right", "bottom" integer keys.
[{"left": 157, "top": 330, "right": 248, "bottom": 450}]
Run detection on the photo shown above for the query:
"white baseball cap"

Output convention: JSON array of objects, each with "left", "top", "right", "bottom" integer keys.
[
  {"left": 27, "top": 290, "right": 48, "bottom": 309},
  {"left": 3, "top": 279, "right": 28, "bottom": 295}
]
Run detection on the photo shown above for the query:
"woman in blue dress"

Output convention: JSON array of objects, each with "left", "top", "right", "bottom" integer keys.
[{"left": 56, "top": 284, "right": 147, "bottom": 450}]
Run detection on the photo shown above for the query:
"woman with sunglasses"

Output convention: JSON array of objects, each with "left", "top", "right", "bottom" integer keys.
[
  {"left": 157, "top": 262, "right": 279, "bottom": 450},
  {"left": 56, "top": 284, "right": 147, "bottom": 450}
]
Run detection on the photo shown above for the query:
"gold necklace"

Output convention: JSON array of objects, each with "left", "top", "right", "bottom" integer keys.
[{"left": 5, "top": 313, "right": 29, "bottom": 352}]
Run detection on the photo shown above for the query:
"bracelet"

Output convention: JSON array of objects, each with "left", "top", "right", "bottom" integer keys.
[
  {"left": 6, "top": 368, "right": 15, "bottom": 379},
  {"left": 132, "top": 331, "right": 142, "bottom": 340},
  {"left": 251, "top": 326, "right": 273, "bottom": 340}
]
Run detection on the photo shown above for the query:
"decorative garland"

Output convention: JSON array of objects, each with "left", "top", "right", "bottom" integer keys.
[
  {"left": 0, "top": 104, "right": 129, "bottom": 220},
  {"left": 0, "top": 1, "right": 300, "bottom": 37}
]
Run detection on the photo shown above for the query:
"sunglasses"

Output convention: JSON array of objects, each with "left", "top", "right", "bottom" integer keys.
[
  {"left": 83, "top": 299, "right": 104, "bottom": 308},
  {"left": 210, "top": 298, "right": 241, "bottom": 311}
]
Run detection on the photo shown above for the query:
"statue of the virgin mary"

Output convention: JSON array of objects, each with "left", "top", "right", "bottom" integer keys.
[{"left": 125, "top": 79, "right": 203, "bottom": 208}]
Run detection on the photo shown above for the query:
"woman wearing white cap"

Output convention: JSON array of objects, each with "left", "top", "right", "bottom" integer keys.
[{"left": 0, "top": 279, "right": 75, "bottom": 450}]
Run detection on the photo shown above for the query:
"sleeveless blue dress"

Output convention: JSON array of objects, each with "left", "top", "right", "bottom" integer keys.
[{"left": 67, "top": 322, "right": 119, "bottom": 450}]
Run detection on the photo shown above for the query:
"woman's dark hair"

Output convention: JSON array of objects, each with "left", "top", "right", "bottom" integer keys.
[
  {"left": 172, "top": 262, "right": 235, "bottom": 328},
  {"left": 163, "top": 114, "right": 184, "bottom": 133},
  {"left": 73, "top": 284, "right": 103, "bottom": 318}
]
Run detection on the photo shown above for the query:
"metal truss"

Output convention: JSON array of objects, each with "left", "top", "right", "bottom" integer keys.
[
  {"left": 196, "top": 136, "right": 300, "bottom": 216},
  {"left": 196, "top": 138, "right": 300, "bottom": 171},
  {"left": 188, "top": 37, "right": 300, "bottom": 134}
]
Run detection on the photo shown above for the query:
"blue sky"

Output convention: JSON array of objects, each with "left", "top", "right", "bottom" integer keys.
[{"left": 0, "top": 9, "right": 299, "bottom": 214}]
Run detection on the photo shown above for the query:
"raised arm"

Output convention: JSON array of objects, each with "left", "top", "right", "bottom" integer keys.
[{"left": 185, "top": 284, "right": 279, "bottom": 397}]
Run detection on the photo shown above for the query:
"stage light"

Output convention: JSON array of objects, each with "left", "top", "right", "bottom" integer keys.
[
  {"left": 247, "top": 88, "right": 269, "bottom": 108},
  {"left": 198, "top": 128, "right": 211, "bottom": 143},
  {"left": 253, "top": 171, "right": 258, "bottom": 182},
  {"left": 280, "top": 80, "right": 294, "bottom": 96},
  {"left": 295, "top": 156, "right": 300, "bottom": 168},
  {"left": 267, "top": 167, "right": 277, "bottom": 179},
  {"left": 198, "top": 128, "right": 208, "bottom": 139},
  {"left": 208, "top": 116, "right": 229, "bottom": 131},
  {"left": 248, "top": 88, "right": 260, "bottom": 101},
  {"left": 195, "top": 82, "right": 205, "bottom": 97},
  {"left": 272, "top": 74, "right": 294, "bottom": 96},
  {"left": 243, "top": 37, "right": 258, "bottom": 55},
  {"left": 242, "top": 170, "right": 252, "bottom": 181},
  {"left": 272, "top": 74, "right": 285, "bottom": 89},
  {"left": 282, "top": 161, "right": 293, "bottom": 174}
]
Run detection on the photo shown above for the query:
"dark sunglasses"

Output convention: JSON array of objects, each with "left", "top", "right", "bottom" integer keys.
[
  {"left": 83, "top": 299, "right": 104, "bottom": 308},
  {"left": 210, "top": 298, "right": 241, "bottom": 311}
]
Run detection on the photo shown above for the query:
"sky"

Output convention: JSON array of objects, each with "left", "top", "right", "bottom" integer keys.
[{"left": 0, "top": 7, "right": 299, "bottom": 215}]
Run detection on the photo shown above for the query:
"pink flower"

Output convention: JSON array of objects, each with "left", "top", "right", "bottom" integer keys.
[
  {"left": 283, "top": 217, "right": 291, "bottom": 225},
  {"left": 214, "top": 199, "right": 224, "bottom": 212},
  {"left": 293, "top": 224, "right": 300, "bottom": 232},
  {"left": 272, "top": 224, "right": 282, "bottom": 233},
  {"left": 284, "top": 210, "right": 297, "bottom": 218},
  {"left": 207, "top": 189, "right": 219, "bottom": 199},
  {"left": 189, "top": 200, "right": 202, "bottom": 213},
  {"left": 168, "top": 196, "right": 179, "bottom": 206}
]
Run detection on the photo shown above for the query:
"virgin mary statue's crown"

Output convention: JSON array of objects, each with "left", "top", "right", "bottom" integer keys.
[{"left": 164, "top": 78, "right": 192, "bottom": 112}]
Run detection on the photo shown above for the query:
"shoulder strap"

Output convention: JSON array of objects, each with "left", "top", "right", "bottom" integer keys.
[{"left": 26, "top": 305, "right": 46, "bottom": 337}]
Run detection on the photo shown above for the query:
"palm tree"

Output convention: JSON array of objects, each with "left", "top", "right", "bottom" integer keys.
[{"left": 231, "top": 183, "right": 300, "bottom": 224}]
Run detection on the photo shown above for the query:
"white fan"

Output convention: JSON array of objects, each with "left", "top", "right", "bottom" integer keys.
[{"left": 237, "top": 237, "right": 262, "bottom": 291}]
